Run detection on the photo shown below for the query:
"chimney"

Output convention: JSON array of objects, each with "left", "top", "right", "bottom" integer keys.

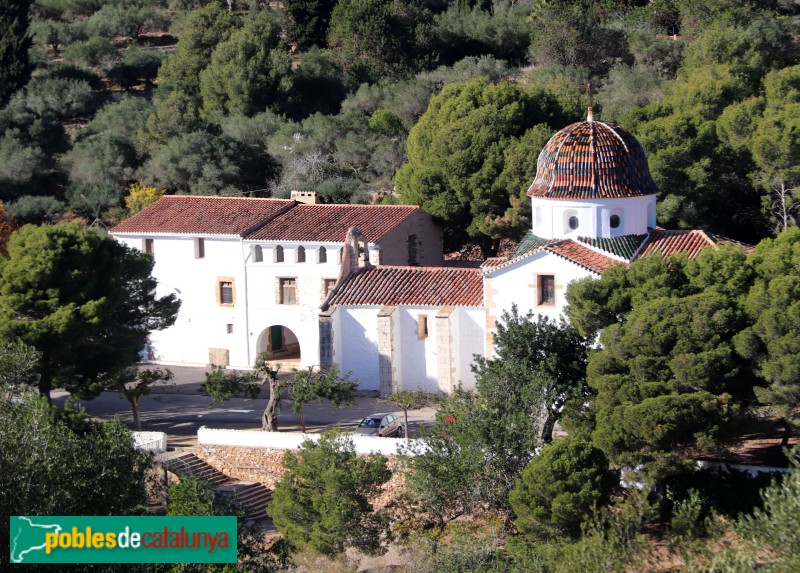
[{"left": 290, "top": 191, "right": 317, "bottom": 205}]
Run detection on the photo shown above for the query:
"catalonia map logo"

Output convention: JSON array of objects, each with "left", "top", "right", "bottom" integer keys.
[{"left": 9, "top": 516, "right": 237, "bottom": 563}]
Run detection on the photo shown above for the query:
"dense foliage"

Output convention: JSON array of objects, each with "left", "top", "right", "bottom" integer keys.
[
  {"left": 396, "top": 79, "right": 577, "bottom": 255},
  {"left": 0, "top": 0, "right": 33, "bottom": 106},
  {"left": 0, "top": 393, "right": 151, "bottom": 569},
  {"left": 510, "top": 437, "right": 618, "bottom": 537},
  {"left": 404, "top": 307, "right": 589, "bottom": 519},
  {"left": 270, "top": 431, "right": 391, "bottom": 555},
  {"left": 0, "top": 0, "right": 794, "bottom": 253},
  {"left": 0, "top": 222, "right": 180, "bottom": 399}
]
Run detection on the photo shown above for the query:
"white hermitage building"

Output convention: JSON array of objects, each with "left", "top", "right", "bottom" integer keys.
[{"left": 112, "top": 112, "right": 732, "bottom": 395}]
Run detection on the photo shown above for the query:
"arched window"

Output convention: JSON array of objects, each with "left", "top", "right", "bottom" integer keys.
[
  {"left": 297, "top": 246, "right": 306, "bottom": 263},
  {"left": 568, "top": 216, "right": 579, "bottom": 230},
  {"left": 275, "top": 245, "right": 284, "bottom": 263},
  {"left": 564, "top": 210, "right": 579, "bottom": 234},
  {"left": 338, "top": 247, "right": 343, "bottom": 263},
  {"left": 318, "top": 247, "right": 327, "bottom": 263},
  {"left": 253, "top": 245, "right": 263, "bottom": 262}
]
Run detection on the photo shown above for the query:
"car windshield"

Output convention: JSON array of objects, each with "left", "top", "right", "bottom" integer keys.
[{"left": 359, "top": 417, "right": 383, "bottom": 428}]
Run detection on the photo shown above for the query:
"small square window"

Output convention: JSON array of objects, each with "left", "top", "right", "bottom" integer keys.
[
  {"left": 220, "top": 281, "right": 234, "bottom": 305},
  {"left": 195, "top": 238, "right": 205, "bottom": 259},
  {"left": 144, "top": 238, "right": 154, "bottom": 255},
  {"left": 279, "top": 278, "right": 297, "bottom": 305},
  {"left": 226, "top": 323, "right": 233, "bottom": 334},
  {"left": 538, "top": 275, "right": 555, "bottom": 305}
]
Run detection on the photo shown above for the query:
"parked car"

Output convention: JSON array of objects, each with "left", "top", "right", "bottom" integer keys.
[{"left": 353, "top": 413, "right": 404, "bottom": 438}]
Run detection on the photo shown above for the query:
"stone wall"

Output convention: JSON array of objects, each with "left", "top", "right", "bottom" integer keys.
[
  {"left": 194, "top": 445, "right": 406, "bottom": 509},
  {"left": 196, "top": 445, "right": 287, "bottom": 488}
]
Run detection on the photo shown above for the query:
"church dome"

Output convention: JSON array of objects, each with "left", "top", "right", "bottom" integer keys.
[{"left": 527, "top": 115, "right": 660, "bottom": 200}]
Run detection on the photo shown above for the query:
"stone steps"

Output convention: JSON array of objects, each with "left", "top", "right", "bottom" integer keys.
[{"left": 159, "top": 453, "right": 273, "bottom": 522}]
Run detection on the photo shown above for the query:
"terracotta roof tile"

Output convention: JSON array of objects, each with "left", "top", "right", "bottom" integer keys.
[
  {"left": 545, "top": 240, "right": 621, "bottom": 274},
  {"left": 480, "top": 257, "right": 506, "bottom": 269},
  {"left": 111, "top": 196, "right": 295, "bottom": 236},
  {"left": 636, "top": 229, "right": 717, "bottom": 260},
  {"left": 245, "top": 204, "right": 420, "bottom": 242},
  {"left": 528, "top": 120, "right": 660, "bottom": 200},
  {"left": 328, "top": 266, "right": 483, "bottom": 307}
]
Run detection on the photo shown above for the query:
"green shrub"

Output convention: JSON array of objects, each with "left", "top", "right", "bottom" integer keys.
[
  {"left": 510, "top": 437, "right": 619, "bottom": 537},
  {"left": 63, "top": 37, "right": 115, "bottom": 67},
  {"left": 6, "top": 195, "right": 65, "bottom": 223},
  {"left": 24, "top": 76, "right": 95, "bottom": 118}
]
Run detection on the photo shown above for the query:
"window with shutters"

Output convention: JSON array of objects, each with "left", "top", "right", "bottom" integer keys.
[
  {"left": 218, "top": 280, "right": 234, "bottom": 306},
  {"left": 538, "top": 275, "right": 555, "bottom": 306},
  {"left": 278, "top": 278, "right": 297, "bottom": 305}
]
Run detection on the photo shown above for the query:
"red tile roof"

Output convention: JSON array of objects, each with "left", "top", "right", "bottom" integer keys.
[
  {"left": 545, "top": 240, "right": 621, "bottom": 274},
  {"left": 328, "top": 266, "right": 484, "bottom": 307},
  {"left": 112, "top": 197, "right": 421, "bottom": 242},
  {"left": 244, "top": 204, "right": 419, "bottom": 242},
  {"left": 480, "top": 257, "right": 506, "bottom": 269},
  {"left": 636, "top": 229, "right": 717, "bottom": 260},
  {"left": 111, "top": 196, "right": 295, "bottom": 236}
]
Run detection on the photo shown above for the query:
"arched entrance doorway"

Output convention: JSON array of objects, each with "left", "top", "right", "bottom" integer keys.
[{"left": 257, "top": 325, "right": 301, "bottom": 364}]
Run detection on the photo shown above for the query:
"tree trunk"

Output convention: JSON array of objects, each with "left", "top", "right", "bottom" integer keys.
[
  {"left": 131, "top": 396, "right": 142, "bottom": 431},
  {"left": 540, "top": 411, "right": 557, "bottom": 444},
  {"left": 39, "top": 365, "right": 53, "bottom": 404},
  {"left": 262, "top": 378, "right": 280, "bottom": 431},
  {"left": 652, "top": 478, "right": 669, "bottom": 522},
  {"left": 781, "top": 416, "right": 792, "bottom": 448},
  {"left": 404, "top": 409, "right": 410, "bottom": 444},
  {"left": 479, "top": 238, "right": 501, "bottom": 259},
  {"left": 299, "top": 402, "right": 306, "bottom": 433}
]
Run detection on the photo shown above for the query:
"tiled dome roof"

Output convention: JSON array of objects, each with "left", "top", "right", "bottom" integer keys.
[{"left": 527, "top": 118, "right": 660, "bottom": 200}]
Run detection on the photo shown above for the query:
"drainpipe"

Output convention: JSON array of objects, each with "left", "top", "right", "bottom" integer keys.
[{"left": 242, "top": 242, "right": 252, "bottom": 367}]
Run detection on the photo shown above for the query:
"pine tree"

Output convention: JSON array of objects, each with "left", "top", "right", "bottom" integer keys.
[{"left": 0, "top": 0, "right": 33, "bottom": 105}]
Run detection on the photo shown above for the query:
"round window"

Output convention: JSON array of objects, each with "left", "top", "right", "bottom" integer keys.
[
  {"left": 568, "top": 216, "right": 579, "bottom": 230},
  {"left": 610, "top": 214, "right": 621, "bottom": 229}
]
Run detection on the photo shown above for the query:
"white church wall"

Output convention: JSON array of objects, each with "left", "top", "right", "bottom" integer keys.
[
  {"left": 484, "top": 252, "right": 596, "bottom": 357},
  {"left": 454, "top": 308, "right": 484, "bottom": 390},
  {"left": 397, "top": 307, "right": 440, "bottom": 393},
  {"left": 244, "top": 241, "right": 345, "bottom": 368},
  {"left": 531, "top": 195, "right": 656, "bottom": 239},
  {"left": 114, "top": 234, "right": 249, "bottom": 367},
  {"left": 337, "top": 307, "right": 380, "bottom": 390}
]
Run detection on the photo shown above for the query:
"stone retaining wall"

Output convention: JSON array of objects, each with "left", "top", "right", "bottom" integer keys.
[
  {"left": 196, "top": 445, "right": 287, "bottom": 488},
  {"left": 194, "top": 445, "right": 406, "bottom": 509}
]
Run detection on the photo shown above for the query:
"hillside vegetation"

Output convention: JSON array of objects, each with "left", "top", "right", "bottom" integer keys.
[{"left": 1, "top": 0, "right": 798, "bottom": 252}]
